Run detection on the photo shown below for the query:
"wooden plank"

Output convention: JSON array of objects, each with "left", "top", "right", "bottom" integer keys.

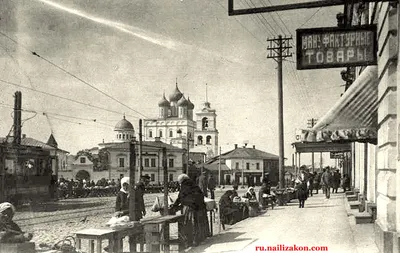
[{"left": 228, "top": 0, "right": 395, "bottom": 15}]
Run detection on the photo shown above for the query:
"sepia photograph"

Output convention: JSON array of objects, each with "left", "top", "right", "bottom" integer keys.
[{"left": 0, "top": 0, "right": 394, "bottom": 252}]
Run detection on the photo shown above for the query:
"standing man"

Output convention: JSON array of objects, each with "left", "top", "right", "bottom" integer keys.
[
  {"left": 320, "top": 168, "right": 332, "bottom": 199},
  {"left": 134, "top": 175, "right": 150, "bottom": 220},
  {"left": 198, "top": 171, "right": 208, "bottom": 197},
  {"left": 332, "top": 169, "right": 341, "bottom": 193},
  {"left": 208, "top": 174, "right": 216, "bottom": 199}
]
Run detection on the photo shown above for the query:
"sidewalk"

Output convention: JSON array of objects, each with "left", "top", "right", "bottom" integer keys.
[{"left": 187, "top": 192, "right": 379, "bottom": 253}]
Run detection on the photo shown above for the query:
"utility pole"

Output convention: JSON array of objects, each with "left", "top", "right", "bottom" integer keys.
[
  {"left": 129, "top": 140, "right": 136, "bottom": 221},
  {"left": 187, "top": 136, "right": 190, "bottom": 176},
  {"left": 138, "top": 119, "right": 143, "bottom": 178},
  {"left": 267, "top": 35, "right": 292, "bottom": 189},
  {"left": 307, "top": 118, "right": 318, "bottom": 172},
  {"left": 162, "top": 147, "right": 168, "bottom": 216},
  {"left": 218, "top": 146, "right": 222, "bottom": 186}
]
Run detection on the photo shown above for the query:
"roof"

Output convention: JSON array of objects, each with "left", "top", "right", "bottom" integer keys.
[
  {"left": 169, "top": 85, "right": 183, "bottom": 102},
  {"left": 221, "top": 147, "right": 279, "bottom": 160},
  {"left": 114, "top": 116, "right": 134, "bottom": 131},
  {"left": 299, "top": 66, "right": 378, "bottom": 144},
  {"left": 203, "top": 163, "right": 231, "bottom": 172},
  {"left": 158, "top": 94, "right": 170, "bottom": 107},
  {"left": 47, "top": 134, "right": 58, "bottom": 148},
  {"left": 187, "top": 97, "right": 194, "bottom": 110},
  {"left": 177, "top": 94, "right": 188, "bottom": 107},
  {"left": 0, "top": 137, "right": 69, "bottom": 153},
  {"left": 100, "top": 140, "right": 185, "bottom": 152}
]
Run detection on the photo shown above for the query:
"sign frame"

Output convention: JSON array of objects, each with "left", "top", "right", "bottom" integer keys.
[{"left": 296, "top": 25, "right": 378, "bottom": 70}]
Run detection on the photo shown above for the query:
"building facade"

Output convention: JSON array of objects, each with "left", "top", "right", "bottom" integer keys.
[
  {"left": 143, "top": 83, "right": 219, "bottom": 160},
  {"left": 62, "top": 117, "right": 186, "bottom": 182},
  {"left": 205, "top": 144, "right": 279, "bottom": 186},
  {"left": 143, "top": 84, "right": 196, "bottom": 147},
  {"left": 191, "top": 100, "right": 219, "bottom": 159}
]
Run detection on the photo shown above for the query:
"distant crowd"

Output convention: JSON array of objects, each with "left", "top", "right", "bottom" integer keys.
[{"left": 56, "top": 177, "right": 180, "bottom": 199}]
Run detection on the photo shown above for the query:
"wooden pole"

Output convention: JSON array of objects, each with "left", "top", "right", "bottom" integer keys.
[
  {"left": 218, "top": 147, "right": 221, "bottom": 186},
  {"left": 129, "top": 141, "right": 136, "bottom": 221},
  {"left": 128, "top": 140, "right": 137, "bottom": 253},
  {"left": 139, "top": 119, "right": 143, "bottom": 178},
  {"left": 163, "top": 147, "right": 168, "bottom": 216},
  {"left": 228, "top": 0, "right": 393, "bottom": 15}
]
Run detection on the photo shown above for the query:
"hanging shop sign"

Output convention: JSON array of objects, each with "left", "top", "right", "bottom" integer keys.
[
  {"left": 330, "top": 152, "right": 344, "bottom": 159},
  {"left": 296, "top": 25, "right": 377, "bottom": 70}
]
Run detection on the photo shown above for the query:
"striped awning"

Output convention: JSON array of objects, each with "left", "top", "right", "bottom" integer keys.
[{"left": 300, "top": 66, "right": 378, "bottom": 144}]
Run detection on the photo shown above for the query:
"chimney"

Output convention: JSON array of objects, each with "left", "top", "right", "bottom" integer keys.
[
  {"left": 253, "top": 145, "right": 255, "bottom": 149},
  {"left": 155, "top": 137, "right": 161, "bottom": 142},
  {"left": 234, "top": 144, "right": 238, "bottom": 149}
]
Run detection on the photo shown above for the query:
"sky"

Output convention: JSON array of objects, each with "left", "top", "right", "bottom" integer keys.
[{"left": 0, "top": 0, "right": 345, "bottom": 166}]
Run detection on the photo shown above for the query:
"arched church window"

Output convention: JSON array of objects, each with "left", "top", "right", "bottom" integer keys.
[
  {"left": 206, "top": 135, "right": 212, "bottom": 144},
  {"left": 202, "top": 117, "right": 209, "bottom": 130},
  {"left": 123, "top": 134, "right": 125, "bottom": 139},
  {"left": 159, "top": 130, "right": 163, "bottom": 137},
  {"left": 169, "top": 130, "right": 173, "bottom": 137},
  {"left": 198, "top": 136, "right": 203, "bottom": 145},
  {"left": 149, "top": 130, "right": 153, "bottom": 138}
]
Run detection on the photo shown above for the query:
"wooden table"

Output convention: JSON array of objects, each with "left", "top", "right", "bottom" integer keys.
[
  {"left": 75, "top": 225, "right": 143, "bottom": 253},
  {"left": 141, "top": 214, "right": 185, "bottom": 253}
]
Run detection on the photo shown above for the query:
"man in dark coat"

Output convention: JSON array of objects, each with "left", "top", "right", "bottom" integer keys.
[
  {"left": 332, "top": 170, "right": 341, "bottom": 193},
  {"left": 208, "top": 174, "right": 217, "bottom": 199},
  {"left": 321, "top": 168, "right": 332, "bottom": 199}
]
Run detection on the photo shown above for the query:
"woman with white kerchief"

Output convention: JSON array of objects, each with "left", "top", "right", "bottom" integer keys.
[{"left": 115, "top": 177, "right": 130, "bottom": 217}]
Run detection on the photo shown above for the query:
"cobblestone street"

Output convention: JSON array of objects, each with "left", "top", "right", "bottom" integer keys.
[{"left": 16, "top": 188, "right": 246, "bottom": 252}]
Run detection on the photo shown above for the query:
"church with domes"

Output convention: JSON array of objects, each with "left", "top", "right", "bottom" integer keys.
[{"left": 144, "top": 82, "right": 219, "bottom": 159}]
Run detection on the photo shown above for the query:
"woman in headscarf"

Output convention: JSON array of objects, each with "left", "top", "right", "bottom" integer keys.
[
  {"left": 219, "top": 190, "right": 242, "bottom": 225},
  {"left": 244, "top": 187, "right": 259, "bottom": 216},
  {"left": 172, "top": 174, "right": 209, "bottom": 247},
  {"left": 0, "top": 202, "right": 33, "bottom": 243},
  {"left": 115, "top": 177, "right": 130, "bottom": 217},
  {"left": 244, "top": 187, "right": 257, "bottom": 200}
]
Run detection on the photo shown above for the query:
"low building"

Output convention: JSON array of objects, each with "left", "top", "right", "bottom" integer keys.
[{"left": 205, "top": 144, "right": 279, "bottom": 186}]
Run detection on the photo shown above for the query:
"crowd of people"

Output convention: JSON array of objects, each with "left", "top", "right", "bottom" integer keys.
[
  {"left": 293, "top": 166, "right": 351, "bottom": 208},
  {"left": 57, "top": 177, "right": 180, "bottom": 199}
]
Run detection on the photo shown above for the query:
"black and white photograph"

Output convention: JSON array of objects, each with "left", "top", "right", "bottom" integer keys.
[{"left": 0, "top": 0, "right": 394, "bottom": 252}]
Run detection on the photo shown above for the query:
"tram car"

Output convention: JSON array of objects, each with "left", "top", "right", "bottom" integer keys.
[{"left": 0, "top": 143, "right": 57, "bottom": 205}]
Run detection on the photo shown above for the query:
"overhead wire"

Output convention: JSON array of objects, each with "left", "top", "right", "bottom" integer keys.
[
  {"left": 0, "top": 101, "right": 116, "bottom": 129},
  {"left": 0, "top": 78, "right": 140, "bottom": 119},
  {"left": 241, "top": 0, "right": 315, "bottom": 119},
  {"left": 0, "top": 30, "right": 148, "bottom": 119}
]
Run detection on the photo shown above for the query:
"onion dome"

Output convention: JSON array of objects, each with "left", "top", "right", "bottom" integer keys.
[
  {"left": 177, "top": 94, "right": 188, "bottom": 107},
  {"left": 187, "top": 97, "right": 194, "bottom": 110},
  {"left": 169, "top": 84, "right": 183, "bottom": 102},
  {"left": 158, "top": 94, "right": 170, "bottom": 107},
  {"left": 114, "top": 116, "right": 134, "bottom": 131}
]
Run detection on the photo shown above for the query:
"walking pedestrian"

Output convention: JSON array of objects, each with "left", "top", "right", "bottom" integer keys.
[
  {"left": 321, "top": 168, "right": 332, "bottom": 199},
  {"left": 295, "top": 179, "right": 308, "bottom": 208}
]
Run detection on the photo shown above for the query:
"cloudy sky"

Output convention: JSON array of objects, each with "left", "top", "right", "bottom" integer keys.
[{"left": 0, "top": 0, "right": 344, "bottom": 165}]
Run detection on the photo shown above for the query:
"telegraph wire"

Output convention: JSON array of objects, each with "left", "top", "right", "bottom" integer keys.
[
  {"left": 0, "top": 30, "right": 148, "bottom": 119},
  {"left": 0, "top": 78, "right": 140, "bottom": 119},
  {"left": 299, "top": 8, "right": 322, "bottom": 28},
  {"left": 210, "top": 0, "right": 266, "bottom": 46}
]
